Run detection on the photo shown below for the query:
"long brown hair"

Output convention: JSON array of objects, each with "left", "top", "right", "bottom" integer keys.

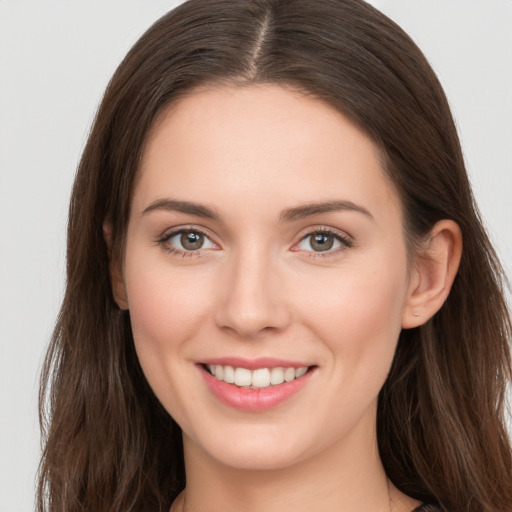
[{"left": 38, "top": 1, "right": 512, "bottom": 510}]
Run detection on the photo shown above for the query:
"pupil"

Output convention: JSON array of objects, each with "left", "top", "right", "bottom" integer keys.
[
  {"left": 311, "top": 233, "right": 333, "bottom": 252},
  {"left": 181, "top": 231, "right": 204, "bottom": 250}
]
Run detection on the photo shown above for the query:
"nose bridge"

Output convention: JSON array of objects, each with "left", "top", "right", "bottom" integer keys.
[{"left": 215, "top": 242, "right": 290, "bottom": 337}]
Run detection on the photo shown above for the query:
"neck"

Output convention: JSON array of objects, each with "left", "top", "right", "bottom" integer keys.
[{"left": 176, "top": 420, "right": 416, "bottom": 512}]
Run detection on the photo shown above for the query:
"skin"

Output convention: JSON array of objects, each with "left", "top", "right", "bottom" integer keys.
[{"left": 108, "top": 84, "right": 462, "bottom": 512}]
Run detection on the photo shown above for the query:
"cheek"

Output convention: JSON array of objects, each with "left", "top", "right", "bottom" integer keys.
[
  {"left": 341, "top": 267, "right": 406, "bottom": 336},
  {"left": 298, "top": 254, "right": 408, "bottom": 382},
  {"left": 122, "top": 252, "right": 213, "bottom": 402},
  {"left": 125, "top": 246, "right": 212, "bottom": 342},
  {"left": 128, "top": 273, "right": 192, "bottom": 351}
]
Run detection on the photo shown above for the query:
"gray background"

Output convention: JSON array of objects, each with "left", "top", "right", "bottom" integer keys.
[{"left": 1, "top": 1, "right": 511, "bottom": 510}]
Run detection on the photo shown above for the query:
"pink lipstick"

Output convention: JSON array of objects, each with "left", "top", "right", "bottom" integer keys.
[{"left": 198, "top": 358, "right": 316, "bottom": 412}]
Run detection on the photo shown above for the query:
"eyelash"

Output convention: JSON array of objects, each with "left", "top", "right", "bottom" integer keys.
[
  {"left": 157, "top": 227, "right": 217, "bottom": 258},
  {"left": 157, "top": 227, "right": 353, "bottom": 258},
  {"left": 294, "top": 228, "right": 353, "bottom": 259}
]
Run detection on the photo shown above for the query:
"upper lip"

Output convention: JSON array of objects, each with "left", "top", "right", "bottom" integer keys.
[{"left": 199, "top": 357, "right": 314, "bottom": 370}]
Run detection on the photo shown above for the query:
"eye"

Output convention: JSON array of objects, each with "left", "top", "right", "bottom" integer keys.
[
  {"left": 295, "top": 230, "right": 352, "bottom": 254},
  {"left": 160, "top": 228, "right": 217, "bottom": 255}
]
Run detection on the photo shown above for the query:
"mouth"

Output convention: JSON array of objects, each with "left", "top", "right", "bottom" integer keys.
[
  {"left": 198, "top": 360, "right": 317, "bottom": 411},
  {"left": 202, "top": 363, "right": 313, "bottom": 389}
]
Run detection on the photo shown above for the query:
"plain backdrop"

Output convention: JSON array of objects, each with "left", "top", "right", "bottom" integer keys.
[{"left": 0, "top": 1, "right": 511, "bottom": 510}]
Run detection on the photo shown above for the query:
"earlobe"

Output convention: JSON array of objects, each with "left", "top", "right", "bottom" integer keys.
[
  {"left": 103, "top": 222, "right": 129, "bottom": 310},
  {"left": 402, "top": 220, "right": 462, "bottom": 329}
]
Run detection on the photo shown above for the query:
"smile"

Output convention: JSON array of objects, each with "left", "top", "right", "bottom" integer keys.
[
  {"left": 206, "top": 364, "right": 309, "bottom": 388},
  {"left": 199, "top": 360, "right": 316, "bottom": 411}
]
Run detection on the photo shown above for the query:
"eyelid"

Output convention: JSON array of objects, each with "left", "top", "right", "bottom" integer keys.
[
  {"left": 291, "top": 226, "right": 353, "bottom": 255},
  {"left": 157, "top": 225, "right": 220, "bottom": 256},
  {"left": 155, "top": 224, "right": 353, "bottom": 258}
]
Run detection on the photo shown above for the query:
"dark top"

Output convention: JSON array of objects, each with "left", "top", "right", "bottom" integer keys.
[{"left": 412, "top": 505, "right": 443, "bottom": 512}]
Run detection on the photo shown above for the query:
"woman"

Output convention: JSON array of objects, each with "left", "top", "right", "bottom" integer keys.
[{"left": 37, "top": 0, "right": 512, "bottom": 511}]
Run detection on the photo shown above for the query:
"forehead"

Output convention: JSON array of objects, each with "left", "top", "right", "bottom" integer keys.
[{"left": 135, "top": 84, "right": 401, "bottom": 224}]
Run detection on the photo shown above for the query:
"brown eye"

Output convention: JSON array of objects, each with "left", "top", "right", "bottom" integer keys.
[
  {"left": 309, "top": 233, "right": 335, "bottom": 252},
  {"left": 180, "top": 231, "right": 205, "bottom": 250},
  {"left": 295, "top": 230, "right": 350, "bottom": 254},
  {"left": 161, "top": 229, "right": 216, "bottom": 255}
]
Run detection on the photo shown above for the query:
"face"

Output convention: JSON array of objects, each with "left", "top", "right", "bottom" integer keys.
[{"left": 119, "top": 84, "right": 416, "bottom": 471}]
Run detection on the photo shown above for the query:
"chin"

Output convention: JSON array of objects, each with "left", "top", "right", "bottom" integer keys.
[
  {"left": 211, "top": 445, "right": 307, "bottom": 472},
  {"left": 185, "top": 423, "right": 315, "bottom": 471}
]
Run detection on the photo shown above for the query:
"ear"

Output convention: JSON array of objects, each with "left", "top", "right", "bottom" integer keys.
[
  {"left": 103, "top": 221, "right": 129, "bottom": 310},
  {"left": 402, "top": 220, "right": 462, "bottom": 329}
]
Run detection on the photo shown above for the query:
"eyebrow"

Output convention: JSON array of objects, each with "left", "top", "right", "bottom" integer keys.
[
  {"left": 141, "top": 199, "right": 221, "bottom": 221},
  {"left": 279, "top": 200, "right": 374, "bottom": 223},
  {"left": 141, "top": 198, "right": 373, "bottom": 223}
]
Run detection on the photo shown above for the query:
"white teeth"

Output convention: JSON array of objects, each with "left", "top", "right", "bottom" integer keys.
[
  {"left": 296, "top": 366, "right": 307, "bottom": 378},
  {"left": 234, "top": 367, "right": 252, "bottom": 386},
  {"left": 251, "top": 368, "right": 270, "bottom": 388},
  {"left": 270, "top": 367, "right": 285, "bottom": 385},
  {"left": 284, "top": 367, "right": 296, "bottom": 382},
  {"left": 223, "top": 365, "right": 235, "bottom": 383},
  {"left": 206, "top": 364, "right": 309, "bottom": 388}
]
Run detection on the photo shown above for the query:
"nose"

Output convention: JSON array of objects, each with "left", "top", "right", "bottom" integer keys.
[{"left": 214, "top": 248, "right": 292, "bottom": 338}]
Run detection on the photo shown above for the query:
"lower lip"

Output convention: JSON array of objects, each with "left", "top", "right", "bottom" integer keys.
[{"left": 199, "top": 366, "right": 315, "bottom": 412}]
